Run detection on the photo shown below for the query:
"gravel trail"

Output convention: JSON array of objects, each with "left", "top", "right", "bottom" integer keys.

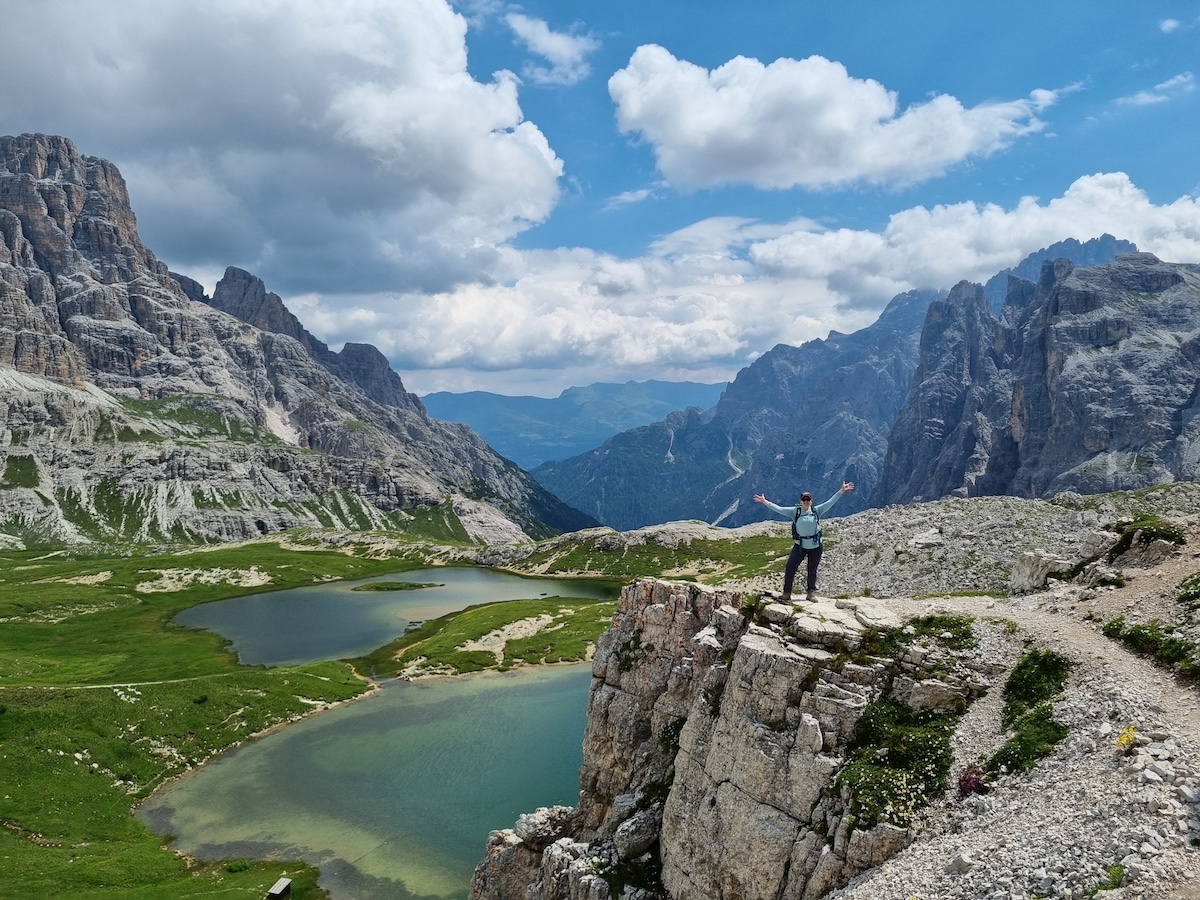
[{"left": 820, "top": 518, "right": 1200, "bottom": 900}]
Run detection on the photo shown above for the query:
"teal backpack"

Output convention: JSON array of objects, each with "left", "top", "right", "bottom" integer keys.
[{"left": 791, "top": 502, "right": 822, "bottom": 546}]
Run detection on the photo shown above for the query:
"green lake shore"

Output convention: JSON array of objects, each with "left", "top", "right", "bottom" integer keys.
[{"left": 0, "top": 536, "right": 623, "bottom": 899}]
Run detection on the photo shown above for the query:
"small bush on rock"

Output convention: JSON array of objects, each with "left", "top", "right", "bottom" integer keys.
[
  {"left": 987, "top": 703, "right": 1070, "bottom": 775},
  {"left": 1105, "top": 513, "right": 1185, "bottom": 563},
  {"left": 1177, "top": 571, "right": 1200, "bottom": 609},
  {"left": 834, "top": 699, "right": 960, "bottom": 828},
  {"left": 956, "top": 762, "right": 988, "bottom": 796},
  {"left": 1001, "top": 649, "right": 1073, "bottom": 728},
  {"left": 1103, "top": 616, "right": 1200, "bottom": 680},
  {"left": 982, "top": 650, "right": 1073, "bottom": 778},
  {"left": 1116, "top": 725, "right": 1138, "bottom": 755}
]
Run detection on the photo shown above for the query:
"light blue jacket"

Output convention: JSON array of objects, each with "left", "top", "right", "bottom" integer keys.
[{"left": 762, "top": 490, "right": 844, "bottom": 549}]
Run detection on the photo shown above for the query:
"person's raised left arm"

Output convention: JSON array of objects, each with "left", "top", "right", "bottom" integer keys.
[{"left": 815, "top": 482, "right": 854, "bottom": 515}]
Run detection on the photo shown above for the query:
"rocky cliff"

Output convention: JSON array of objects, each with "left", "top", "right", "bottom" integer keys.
[
  {"left": 471, "top": 489, "right": 1200, "bottom": 899},
  {"left": 0, "top": 133, "right": 594, "bottom": 546},
  {"left": 471, "top": 579, "right": 993, "bottom": 900},
  {"left": 879, "top": 252, "right": 1200, "bottom": 504}
]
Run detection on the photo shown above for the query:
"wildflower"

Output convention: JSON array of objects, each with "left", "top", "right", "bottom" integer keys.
[
  {"left": 956, "top": 762, "right": 988, "bottom": 796},
  {"left": 1116, "top": 724, "right": 1138, "bottom": 754}
]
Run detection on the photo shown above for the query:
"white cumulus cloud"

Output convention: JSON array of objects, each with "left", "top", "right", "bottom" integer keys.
[
  {"left": 311, "top": 172, "right": 1200, "bottom": 394},
  {"left": 608, "top": 45, "right": 1058, "bottom": 190},
  {"left": 506, "top": 13, "right": 599, "bottom": 86},
  {"left": 0, "top": 0, "right": 563, "bottom": 294}
]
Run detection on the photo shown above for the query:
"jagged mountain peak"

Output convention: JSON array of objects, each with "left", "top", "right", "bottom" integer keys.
[
  {"left": 880, "top": 250, "right": 1200, "bottom": 504},
  {"left": 0, "top": 133, "right": 593, "bottom": 546},
  {"left": 533, "top": 236, "right": 1153, "bottom": 530},
  {"left": 983, "top": 233, "right": 1139, "bottom": 314},
  {"left": 208, "top": 266, "right": 324, "bottom": 353}
]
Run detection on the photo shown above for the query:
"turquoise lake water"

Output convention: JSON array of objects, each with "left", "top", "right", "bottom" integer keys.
[
  {"left": 173, "top": 566, "right": 615, "bottom": 666},
  {"left": 137, "top": 568, "right": 614, "bottom": 899}
]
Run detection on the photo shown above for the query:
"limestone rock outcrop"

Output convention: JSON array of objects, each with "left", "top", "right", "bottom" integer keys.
[
  {"left": 471, "top": 579, "right": 991, "bottom": 900},
  {"left": 0, "top": 133, "right": 594, "bottom": 546},
  {"left": 879, "top": 253, "right": 1200, "bottom": 504}
]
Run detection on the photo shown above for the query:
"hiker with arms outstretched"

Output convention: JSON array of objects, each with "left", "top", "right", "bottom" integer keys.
[{"left": 754, "top": 482, "right": 854, "bottom": 602}]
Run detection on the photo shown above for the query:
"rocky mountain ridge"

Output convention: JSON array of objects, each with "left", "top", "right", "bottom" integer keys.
[
  {"left": 532, "top": 286, "right": 942, "bottom": 530},
  {"left": 0, "top": 133, "right": 593, "bottom": 547},
  {"left": 879, "top": 252, "right": 1200, "bottom": 504},
  {"left": 531, "top": 235, "right": 1143, "bottom": 532}
]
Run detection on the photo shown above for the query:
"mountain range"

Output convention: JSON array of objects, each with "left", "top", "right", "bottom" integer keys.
[
  {"left": 0, "top": 133, "right": 595, "bottom": 548},
  {"left": 530, "top": 235, "right": 1164, "bottom": 531},
  {"left": 3, "top": 133, "right": 1194, "bottom": 550},
  {"left": 422, "top": 380, "right": 726, "bottom": 470}
]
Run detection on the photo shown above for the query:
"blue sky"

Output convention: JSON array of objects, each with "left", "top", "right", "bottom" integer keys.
[{"left": 2, "top": 0, "right": 1198, "bottom": 395}]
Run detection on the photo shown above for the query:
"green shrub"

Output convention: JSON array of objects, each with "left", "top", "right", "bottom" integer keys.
[
  {"left": 1178, "top": 572, "right": 1200, "bottom": 608},
  {"left": 834, "top": 699, "right": 959, "bottom": 829},
  {"left": 981, "top": 649, "right": 1073, "bottom": 777},
  {"left": 1105, "top": 513, "right": 1185, "bottom": 562},
  {"left": 987, "top": 703, "right": 1070, "bottom": 775},
  {"left": 1103, "top": 616, "right": 1200, "bottom": 679},
  {"left": 0, "top": 455, "right": 38, "bottom": 489},
  {"left": 1001, "top": 649, "right": 1073, "bottom": 727},
  {"left": 1102, "top": 616, "right": 1126, "bottom": 638}
]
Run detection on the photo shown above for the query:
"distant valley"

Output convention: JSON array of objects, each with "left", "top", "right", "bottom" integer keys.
[{"left": 422, "top": 380, "right": 726, "bottom": 470}]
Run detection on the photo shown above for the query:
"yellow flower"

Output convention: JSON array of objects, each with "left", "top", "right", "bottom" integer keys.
[{"left": 1116, "top": 724, "right": 1138, "bottom": 754}]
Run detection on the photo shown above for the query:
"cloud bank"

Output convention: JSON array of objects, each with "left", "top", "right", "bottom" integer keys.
[
  {"left": 609, "top": 45, "right": 1058, "bottom": 190},
  {"left": 1, "top": 0, "right": 562, "bottom": 294},
  {"left": 310, "top": 172, "right": 1200, "bottom": 393},
  {"left": 4, "top": 2, "right": 1198, "bottom": 396}
]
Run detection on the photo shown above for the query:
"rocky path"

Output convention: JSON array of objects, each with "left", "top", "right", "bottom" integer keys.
[{"left": 822, "top": 521, "right": 1200, "bottom": 900}]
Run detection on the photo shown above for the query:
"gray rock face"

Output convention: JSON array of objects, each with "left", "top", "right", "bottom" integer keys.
[
  {"left": 880, "top": 253, "right": 1200, "bottom": 504},
  {"left": 471, "top": 579, "right": 989, "bottom": 900},
  {"left": 876, "top": 279, "right": 1015, "bottom": 504},
  {"left": 0, "top": 133, "right": 593, "bottom": 545}
]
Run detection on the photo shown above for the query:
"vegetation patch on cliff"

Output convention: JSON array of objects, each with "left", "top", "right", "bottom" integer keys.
[
  {"left": 1104, "top": 512, "right": 1185, "bottom": 563},
  {"left": 832, "top": 615, "right": 979, "bottom": 829},
  {"left": 835, "top": 698, "right": 960, "bottom": 829}
]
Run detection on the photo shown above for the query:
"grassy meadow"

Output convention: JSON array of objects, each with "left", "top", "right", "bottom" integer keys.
[
  {"left": 348, "top": 596, "right": 618, "bottom": 678},
  {"left": 0, "top": 533, "right": 620, "bottom": 898},
  {"left": 0, "top": 515, "right": 794, "bottom": 897},
  {"left": 0, "top": 538, "right": 430, "bottom": 898}
]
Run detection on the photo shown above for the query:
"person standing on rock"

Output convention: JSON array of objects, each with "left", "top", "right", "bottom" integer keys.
[{"left": 753, "top": 482, "right": 854, "bottom": 602}]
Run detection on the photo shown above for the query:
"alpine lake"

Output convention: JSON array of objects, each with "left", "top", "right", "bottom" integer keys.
[{"left": 135, "top": 568, "right": 619, "bottom": 900}]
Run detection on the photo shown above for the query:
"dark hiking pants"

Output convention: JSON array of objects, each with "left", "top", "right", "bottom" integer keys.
[{"left": 783, "top": 542, "right": 822, "bottom": 595}]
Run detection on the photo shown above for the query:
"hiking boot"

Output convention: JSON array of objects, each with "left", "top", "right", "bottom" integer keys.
[
  {"left": 780, "top": 592, "right": 791, "bottom": 602},
  {"left": 805, "top": 590, "right": 816, "bottom": 601}
]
